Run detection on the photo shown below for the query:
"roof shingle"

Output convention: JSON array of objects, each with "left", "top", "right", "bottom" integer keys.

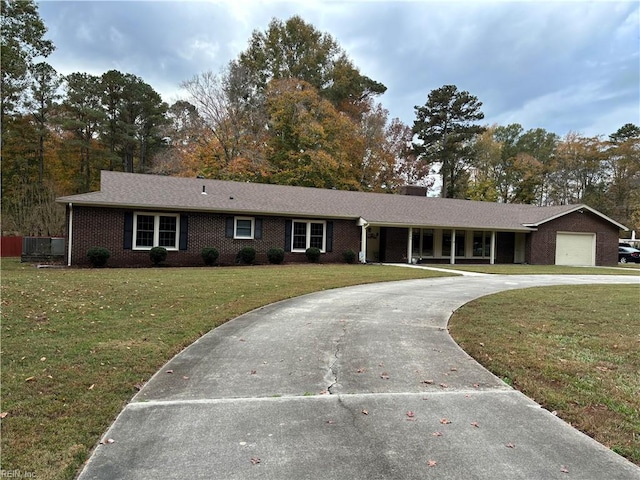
[{"left": 56, "top": 171, "right": 626, "bottom": 231}]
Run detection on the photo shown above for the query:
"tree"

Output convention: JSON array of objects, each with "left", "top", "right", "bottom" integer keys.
[
  {"left": 265, "top": 78, "right": 362, "bottom": 189},
  {"left": 27, "top": 61, "right": 61, "bottom": 183},
  {"left": 232, "top": 16, "right": 385, "bottom": 120},
  {"left": 606, "top": 123, "right": 640, "bottom": 230},
  {"left": 467, "top": 126, "right": 501, "bottom": 202},
  {"left": 59, "top": 73, "right": 106, "bottom": 191},
  {"left": 150, "top": 100, "right": 209, "bottom": 176},
  {"left": 182, "top": 69, "right": 265, "bottom": 173},
  {"left": 547, "top": 132, "right": 606, "bottom": 206},
  {"left": 0, "top": 0, "right": 54, "bottom": 124},
  {"left": 359, "top": 105, "right": 411, "bottom": 191},
  {"left": 412, "top": 85, "right": 485, "bottom": 198},
  {"left": 98, "top": 70, "right": 168, "bottom": 173}
]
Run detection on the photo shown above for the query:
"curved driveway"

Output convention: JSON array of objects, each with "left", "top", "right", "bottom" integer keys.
[{"left": 79, "top": 273, "right": 640, "bottom": 479}]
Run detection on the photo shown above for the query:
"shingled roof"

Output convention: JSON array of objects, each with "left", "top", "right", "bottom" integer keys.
[{"left": 57, "top": 171, "right": 627, "bottom": 232}]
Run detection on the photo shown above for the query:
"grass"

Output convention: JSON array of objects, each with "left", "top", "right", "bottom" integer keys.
[
  {"left": 0, "top": 258, "right": 450, "bottom": 480},
  {"left": 421, "top": 263, "right": 640, "bottom": 275},
  {"left": 448, "top": 284, "right": 640, "bottom": 465}
]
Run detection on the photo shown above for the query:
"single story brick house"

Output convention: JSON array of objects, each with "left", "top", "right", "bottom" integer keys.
[{"left": 56, "top": 171, "right": 627, "bottom": 267}]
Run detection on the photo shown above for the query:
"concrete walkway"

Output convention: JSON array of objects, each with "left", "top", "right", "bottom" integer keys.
[{"left": 78, "top": 274, "right": 640, "bottom": 479}]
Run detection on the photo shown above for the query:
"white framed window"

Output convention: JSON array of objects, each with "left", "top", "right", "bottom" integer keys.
[
  {"left": 133, "top": 212, "right": 179, "bottom": 250},
  {"left": 291, "top": 220, "right": 326, "bottom": 252},
  {"left": 472, "top": 231, "right": 492, "bottom": 257},
  {"left": 234, "top": 217, "right": 255, "bottom": 239}
]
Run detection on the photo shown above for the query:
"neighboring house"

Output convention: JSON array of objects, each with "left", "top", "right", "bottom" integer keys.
[{"left": 56, "top": 171, "right": 627, "bottom": 267}]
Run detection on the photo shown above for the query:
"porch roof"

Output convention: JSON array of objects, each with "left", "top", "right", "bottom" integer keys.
[{"left": 57, "top": 171, "right": 627, "bottom": 232}]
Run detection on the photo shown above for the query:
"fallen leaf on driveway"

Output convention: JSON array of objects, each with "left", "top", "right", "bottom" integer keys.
[
  {"left": 427, "top": 460, "right": 437, "bottom": 467},
  {"left": 362, "top": 409, "right": 369, "bottom": 415},
  {"left": 406, "top": 411, "right": 415, "bottom": 418},
  {"left": 432, "top": 431, "right": 442, "bottom": 437},
  {"left": 439, "top": 383, "right": 448, "bottom": 388},
  {"left": 505, "top": 443, "right": 515, "bottom": 449},
  {"left": 440, "top": 418, "right": 451, "bottom": 425},
  {"left": 165, "top": 370, "right": 173, "bottom": 374},
  {"left": 471, "top": 422, "right": 479, "bottom": 428},
  {"left": 250, "top": 457, "right": 261, "bottom": 465},
  {"left": 99, "top": 438, "right": 115, "bottom": 445},
  {"left": 380, "top": 372, "right": 390, "bottom": 380},
  {"left": 422, "top": 379, "right": 434, "bottom": 385},
  {"left": 560, "top": 466, "right": 569, "bottom": 473}
]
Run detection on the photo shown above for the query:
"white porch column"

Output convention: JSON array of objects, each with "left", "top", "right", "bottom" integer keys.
[
  {"left": 407, "top": 227, "right": 413, "bottom": 264},
  {"left": 490, "top": 231, "right": 496, "bottom": 265},
  {"left": 67, "top": 203, "right": 73, "bottom": 266},
  {"left": 360, "top": 224, "right": 368, "bottom": 263},
  {"left": 450, "top": 229, "right": 456, "bottom": 265}
]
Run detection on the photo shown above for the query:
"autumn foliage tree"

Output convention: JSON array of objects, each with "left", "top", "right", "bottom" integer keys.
[{"left": 1, "top": 7, "right": 637, "bottom": 237}]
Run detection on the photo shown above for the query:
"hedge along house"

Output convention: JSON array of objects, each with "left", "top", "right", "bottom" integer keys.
[{"left": 57, "top": 171, "right": 627, "bottom": 268}]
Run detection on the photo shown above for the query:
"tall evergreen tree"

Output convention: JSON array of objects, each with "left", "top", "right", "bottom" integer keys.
[
  {"left": 412, "top": 85, "right": 485, "bottom": 198},
  {"left": 0, "top": 0, "right": 54, "bottom": 123}
]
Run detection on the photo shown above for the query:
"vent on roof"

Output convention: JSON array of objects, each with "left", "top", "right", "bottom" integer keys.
[{"left": 201, "top": 185, "right": 207, "bottom": 195}]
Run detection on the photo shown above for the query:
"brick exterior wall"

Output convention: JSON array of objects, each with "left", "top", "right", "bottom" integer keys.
[
  {"left": 527, "top": 210, "right": 620, "bottom": 266},
  {"left": 68, "top": 206, "right": 361, "bottom": 267},
  {"left": 66, "top": 206, "right": 621, "bottom": 267}
]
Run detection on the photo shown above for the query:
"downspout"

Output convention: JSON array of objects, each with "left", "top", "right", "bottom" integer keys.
[{"left": 67, "top": 203, "right": 73, "bottom": 266}]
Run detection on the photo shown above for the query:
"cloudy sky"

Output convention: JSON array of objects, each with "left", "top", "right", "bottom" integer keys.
[{"left": 37, "top": 0, "right": 639, "bottom": 138}]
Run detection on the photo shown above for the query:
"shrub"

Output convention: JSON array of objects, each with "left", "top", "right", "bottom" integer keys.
[
  {"left": 86, "top": 247, "right": 110, "bottom": 268},
  {"left": 342, "top": 249, "right": 357, "bottom": 264},
  {"left": 201, "top": 247, "right": 219, "bottom": 266},
  {"left": 305, "top": 247, "right": 321, "bottom": 263},
  {"left": 149, "top": 246, "right": 168, "bottom": 266},
  {"left": 236, "top": 246, "right": 256, "bottom": 265},
  {"left": 267, "top": 247, "right": 285, "bottom": 264}
]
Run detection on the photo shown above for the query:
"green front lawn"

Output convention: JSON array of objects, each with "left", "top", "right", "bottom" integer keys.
[
  {"left": 421, "top": 263, "right": 640, "bottom": 275},
  {"left": 449, "top": 284, "right": 640, "bottom": 465},
  {"left": 0, "top": 259, "right": 449, "bottom": 480}
]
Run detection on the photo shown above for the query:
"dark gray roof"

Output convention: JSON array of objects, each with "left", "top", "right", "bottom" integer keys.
[{"left": 57, "top": 171, "right": 627, "bottom": 232}]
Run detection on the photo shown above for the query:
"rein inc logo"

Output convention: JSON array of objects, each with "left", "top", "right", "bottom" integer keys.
[{"left": 1, "top": 471, "right": 36, "bottom": 478}]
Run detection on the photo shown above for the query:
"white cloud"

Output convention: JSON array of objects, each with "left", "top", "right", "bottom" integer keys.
[{"left": 36, "top": 1, "right": 639, "bottom": 135}]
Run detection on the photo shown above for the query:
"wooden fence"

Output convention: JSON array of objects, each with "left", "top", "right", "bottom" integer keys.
[{"left": 1, "top": 236, "right": 22, "bottom": 257}]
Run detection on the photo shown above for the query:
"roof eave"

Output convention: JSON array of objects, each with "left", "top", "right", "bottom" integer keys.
[
  {"left": 362, "top": 220, "right": 535, "bottom": 232},
  {"left": 56, "top": 199, "right": 360, "bottom": 221}
]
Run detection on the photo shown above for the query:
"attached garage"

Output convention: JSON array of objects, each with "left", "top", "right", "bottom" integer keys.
[{"left": 555, "top": 232, "right": 595, "bottom": 266}]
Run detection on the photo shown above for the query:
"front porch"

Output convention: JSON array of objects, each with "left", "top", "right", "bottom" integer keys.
[{"left": 362, "top": 225, "right": 528, "bottom": 265}]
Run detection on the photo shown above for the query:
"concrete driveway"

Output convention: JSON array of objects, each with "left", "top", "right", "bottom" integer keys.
[{"left": 78, "top": 273, "right": 640, "bottom": 479}]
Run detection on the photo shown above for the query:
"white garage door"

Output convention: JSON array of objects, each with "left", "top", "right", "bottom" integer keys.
[{"left": 555, "top": 232, "right": 595, "bottom": 266}]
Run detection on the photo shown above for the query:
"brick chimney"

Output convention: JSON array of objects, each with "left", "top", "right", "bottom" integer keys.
[{"left": 399, "top": 185, "right": 428, "bottom": 197}]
